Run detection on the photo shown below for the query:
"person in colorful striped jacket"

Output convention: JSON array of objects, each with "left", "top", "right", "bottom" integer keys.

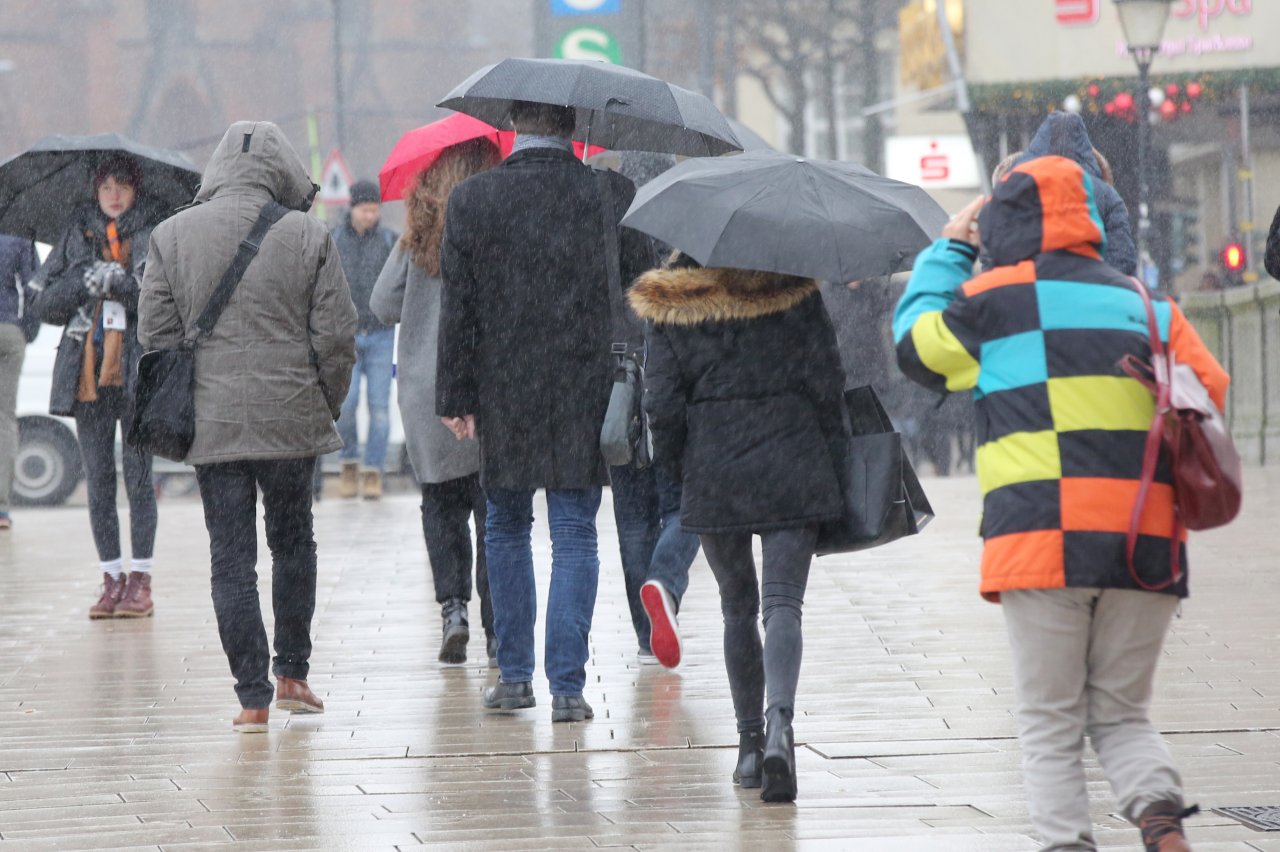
[{"left": 893, "top": 155, "right": 1229, "bottom": 852}]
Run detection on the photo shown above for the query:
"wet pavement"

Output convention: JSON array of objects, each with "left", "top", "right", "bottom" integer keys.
[{"left": 1, "top": 471, "right": 1279, "bottom": 850}]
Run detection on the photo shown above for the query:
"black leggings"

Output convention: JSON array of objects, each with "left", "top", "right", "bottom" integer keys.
[
  {"left": 700, "top": 526, "right": 816, "bottom": 733},
  {"left": 74, "top": 389, "right": 156, "bottom": 563}
]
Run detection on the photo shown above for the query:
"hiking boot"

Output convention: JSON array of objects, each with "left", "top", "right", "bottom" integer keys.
[
  {"left": 761, "top": 707, "right": 797, "bottom": 803},
  {"left": 1139, "top": 801, "right": 1198, "bottom": 852},
  {"left": 733, "top": 730, "right": 766, "bottom": 788},
  {"left": 115, "top": 572, "right": 154, "bottom": 618},
  {"left": 361, "top": 470, "right": 382, "bottom": 500},
  {"left": 551, "top": 694, "right": 594, "bottom": 723},
  {"left": 339, "top": 461, "right": 359, "bottom": 498},
  {"left": 275, "top": 676, "right": 324, "bottom": 714},
  {"left": 439, "top": 598, "right": 469, "bottom": 666},
  {"left": 89, "top": 572, "right": 125, "bottom": 619},
  {"left": 483, "top": 680, "right": 535, "bottom": 711},
  {"left": 640, "top": 579, "right": 682, "bottom": 668},
  {"left": 232, "top": 707, "right": 269, "bottom": 733}
]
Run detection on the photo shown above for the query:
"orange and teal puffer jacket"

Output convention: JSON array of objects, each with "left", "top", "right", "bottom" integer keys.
[{"left": 893, "top": 156, "right": 1229, "bottom": 601}]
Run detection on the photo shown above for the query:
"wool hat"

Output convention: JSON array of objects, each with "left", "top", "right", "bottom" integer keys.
[{"left": 349, "top": 179, "right": 381, "bottom": 206}]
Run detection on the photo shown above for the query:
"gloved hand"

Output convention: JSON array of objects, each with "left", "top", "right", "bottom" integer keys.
[{"left": 83, "top": 261, "right": 127, "bottom": 299}]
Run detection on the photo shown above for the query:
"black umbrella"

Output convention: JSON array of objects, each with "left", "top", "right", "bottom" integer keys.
[
  {"left": 620, "top": 150, "right": 951, "bottom": 282},
  {"left": 0, "top": 133, "right": 201, "bottom": 244},
  {"left": 437, "top": 58, "right": 741, "bottom": 158}
]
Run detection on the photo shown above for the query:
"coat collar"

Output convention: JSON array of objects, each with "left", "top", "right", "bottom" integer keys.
[
  {"left": 627, "top": 266, "right": 819, "bottom": 326},
  {"left": 502, "top": 146, "right": 583, "bottom": 168}
]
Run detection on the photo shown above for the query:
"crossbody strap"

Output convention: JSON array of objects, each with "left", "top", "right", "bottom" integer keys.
[
  {"left": 187, "top": 201, "right": 290, "bottom": 344},
  {"left": 1126, "top": 278, "right": 1181, "bottom": 590},
  {"left": 594, "top": 169, "right": 637, "bottom": 360}
]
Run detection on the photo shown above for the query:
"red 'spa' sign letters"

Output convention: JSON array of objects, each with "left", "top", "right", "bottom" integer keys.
[{"left": 1056, "top": 0, "right": 1099, "bottom": 25}]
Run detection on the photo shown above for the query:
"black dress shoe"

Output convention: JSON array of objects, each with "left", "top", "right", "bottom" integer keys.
[
  {"left": 439, "top": 598, "right": 469, "bottom": 665},
  {"left": 732, "top": 730, "right": 765, "bottom": 788},
  {"left": 482, "top": 680, "right": 535, "bottom": 710},
  {"left": 550, "top": 694, "right": 594, "bottom": 723},
  {"left": 761, "top": 708, "right": 796, "bottom": 803}
]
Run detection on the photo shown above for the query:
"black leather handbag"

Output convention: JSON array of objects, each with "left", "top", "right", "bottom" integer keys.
[
  {"left": 816, "top": 385, "right": 935, "bottom": 556},
  {"left": 126, "top": 202, "right": 289, "bottom": 461}
]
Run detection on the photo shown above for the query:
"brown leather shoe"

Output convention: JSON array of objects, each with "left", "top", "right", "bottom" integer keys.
[
  {"left": 1139, "top": 801, "right": 1197, "bottom": 851},
  {"left": 275, "top": 676, "right": 324, "bottom": 714},
  {"left": 232, "top": 707, "right": 269, "bottom": 733},
  {"left": 339, "top": 461, "right": 359, "bottom": 498},
  {"left": 361, "top": 469, "right": 382, "bottom": 501},
  {"left": 88, "top": 572, "right": 125, "bottom": 619},
  {"left": 115, "top": 572, "right": 154, "bottom": 618}
]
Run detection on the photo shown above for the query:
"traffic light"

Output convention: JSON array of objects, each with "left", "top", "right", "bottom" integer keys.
[
  {"left": 1221, "top": 241, "right": 1246, "bottom": 274},
  {"left": 1170, "top": 208, "right": 1201, "bottom": 276}
]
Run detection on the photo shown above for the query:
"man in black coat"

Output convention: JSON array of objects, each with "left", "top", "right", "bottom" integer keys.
[{"left": 436, "top": 100, "right": 654, "bottom": 722}]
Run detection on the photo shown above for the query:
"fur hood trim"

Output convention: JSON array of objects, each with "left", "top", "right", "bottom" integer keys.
[{"left": 627, "top": 267, "right": 819, "bottom": 326}]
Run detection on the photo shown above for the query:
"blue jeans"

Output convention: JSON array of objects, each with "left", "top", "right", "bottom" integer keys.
[
  {"left": 337, "top": 328, "right": 394, "bottom": 471},
  {"left": 485, "top": 487, "right": 602, "bottom": 696},
  {"left": 610, "top": 464, "right": 700, "bottom": 652}
]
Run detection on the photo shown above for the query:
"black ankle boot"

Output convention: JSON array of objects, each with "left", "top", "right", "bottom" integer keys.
[
  {"left": 732, "top": 730, "right": 765, "bottom": 788},
  {"left": 761, "top": 707, "right": 796, "bottom": 803},
  {"left": 439, "top": 598, "right": 469, "bottom": 665}
]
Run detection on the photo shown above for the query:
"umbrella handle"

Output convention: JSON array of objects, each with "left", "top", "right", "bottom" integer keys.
[{"left": 583, "top": 111, "right": 592, "bottom": 163}]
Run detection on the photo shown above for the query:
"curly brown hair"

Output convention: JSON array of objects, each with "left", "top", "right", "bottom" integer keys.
[{"left": 401, "top": 138, "right": 501, "bottom": 276}]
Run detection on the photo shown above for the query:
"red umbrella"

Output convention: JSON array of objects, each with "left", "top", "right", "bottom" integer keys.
[{"left": 379, "top": 113, "right": 605, "bottom": 201}]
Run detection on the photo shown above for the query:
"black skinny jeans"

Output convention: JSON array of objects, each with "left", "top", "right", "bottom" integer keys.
[
  {"left": 420, "top": 474, "right": 493, "bottom": 638},
  {"left": 700, "top": 526, "right": 817, "bottom": 734},
  {"left": 195, "top": 457, "right": 318, "bottom": 710},
  {"left": 74, "top": 388, "right": 156, "bottom": 563}
]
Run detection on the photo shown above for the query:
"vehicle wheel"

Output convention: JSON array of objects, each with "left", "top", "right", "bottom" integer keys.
[{"left": 13, "top": 417, "right": 83, "bottom": 507}]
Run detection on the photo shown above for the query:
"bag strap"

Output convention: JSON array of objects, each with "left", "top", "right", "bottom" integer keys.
[
  {"left": 594, "top": 169, "right": 638, "bottom": 360},
  {"left": 187, "top": 201, "right": 290, "bottom": 344},
  {"left": 1125, "top": 278, "right": 1182, "bottom": 590}
]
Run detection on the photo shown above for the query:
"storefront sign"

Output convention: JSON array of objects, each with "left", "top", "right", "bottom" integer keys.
[{"left": 885, "top": 135, "right": 981, "bottom": 190}]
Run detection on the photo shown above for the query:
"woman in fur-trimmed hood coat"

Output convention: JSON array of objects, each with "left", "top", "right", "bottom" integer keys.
[{"left": 628, "top": 257, "right": 848, "bottom": 535}]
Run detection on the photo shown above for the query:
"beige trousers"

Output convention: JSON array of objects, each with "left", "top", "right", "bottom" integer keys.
[{"left": 1002, "top": 587, "right": 1184, "bottom": 851}]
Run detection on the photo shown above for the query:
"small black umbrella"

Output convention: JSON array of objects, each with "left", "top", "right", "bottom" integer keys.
[
  {"left": 437, "top": 58, "right": 741, "bottom": 158},
  {"left": 620, "top": 150, "right": 951, "bottom": 282},
  {"left": 0, "top": 133, "right": 201, "bottom": 244}
]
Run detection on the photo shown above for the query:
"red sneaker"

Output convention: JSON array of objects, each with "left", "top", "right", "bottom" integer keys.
[{"left": 640, "top": 580, "right": 682, "bottom": 669}]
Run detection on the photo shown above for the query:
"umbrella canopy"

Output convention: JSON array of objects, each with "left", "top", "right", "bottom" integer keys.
[
  {"left": 379, "top": 113, "right": 605, "bottom": 201},
  {"left": 620, "top": 150, "right": 950, "bottom": 283},
  {"left": 437, "top": 58, "right": 741, "bottom": 158},
  {"left": 0, "top": 133, "right": 201, "bottom": 244}
]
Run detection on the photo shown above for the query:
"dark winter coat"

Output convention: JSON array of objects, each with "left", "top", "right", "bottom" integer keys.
[
  {"left": 138, "top": 121, "right": 357, "bottom": 465},
  {"left": 0, "top": 235, "right": 39, "bottom": 341},
  {"left": 436, "top": 146, "right": 655, "bottom": 492},
  {"left": 331, "top": 215, "right": 397, "bottom": 334},
  {"left": 1015, "top": 112, "right": 1138, "bottom": 277},
  {"left": 629, "top": 267, "right": 848, "bottom": 535},
  {"left": 29, "top": 197, "right": 167, "bottom": 417},
  {"left": 1265, "top": 204, "right": 1280, "bottom": 282}
]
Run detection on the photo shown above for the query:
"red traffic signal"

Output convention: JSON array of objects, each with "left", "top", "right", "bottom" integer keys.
[{"left": 1221, "top": 241, "right": 1246, "bottom": 272}]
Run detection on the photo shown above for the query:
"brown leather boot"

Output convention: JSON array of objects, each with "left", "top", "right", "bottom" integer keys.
[
  {"left": 232, "top": 707, "right": 269, "bottom": 733},
  {"left": 88, "top": 572, "right": 125, "bottom": 619},
  {"left": 275, "top": 676, "right": 324, "bottom": 714},
  {"left": 115, "top": 572, "right": 154, "bottom": 618},
  {"left": 1139, "top": 801, "right": 1197, "bottom": 851},
  {"left": 339, "top": 461, "right": 359, "bottom": 498},
  {"left": 361, "top": 469, "right": 382, "bottom": 501}
]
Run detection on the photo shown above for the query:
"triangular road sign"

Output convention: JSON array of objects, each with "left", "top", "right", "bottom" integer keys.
[{"left": 317, "top": 149, "right": 354, "bottom": 204}]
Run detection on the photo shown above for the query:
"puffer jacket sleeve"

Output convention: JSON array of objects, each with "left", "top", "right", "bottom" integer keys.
[
  {"left": 308, "top": 231, "right": 358, "bottom": 419},
  {"left": 642, "top": 322, "right": 687, "bottom": 486},
  {"left": 1265, "top": 205, "right": 1280, "bottom": 282},
  {"left": 137, "top": 233, "right": 185, "bottom": 351},
  {"left": 370, "top": 243, "right": 409, "bottom": 326},
  {"left": 800, "top": 296, "right": 850, "bottom": 472},
  {"left": 1167, "top": 300, "right": 1230, "bottom": 413},
  {"left": 1097, "top": 183, "right": 1138, "bottom": 276},
  {"left": 28, "top": 226, "right": 93, "bottom": 326},
  {"left": 893, "top": 238, "right": 983, "bottom": 395}
]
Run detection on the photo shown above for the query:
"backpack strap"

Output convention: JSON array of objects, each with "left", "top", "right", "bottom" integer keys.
[{"left": 187, "top": 201, "right": 290, "bottom": 344}]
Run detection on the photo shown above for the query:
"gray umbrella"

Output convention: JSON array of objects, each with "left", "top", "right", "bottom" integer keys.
[
  {"left": 437, "top": 58, "right": 741, "bottom": 158},
  {"left": 620, "top": 150, "right": 950, "bottom": 282},
  {"left": 0, "top": 133, "right": 200, "bottom": 244}
]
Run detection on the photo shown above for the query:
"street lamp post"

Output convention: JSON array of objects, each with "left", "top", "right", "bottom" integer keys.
[{"left": 1113, "top": 0, "right": 1175, "bottom": 283}]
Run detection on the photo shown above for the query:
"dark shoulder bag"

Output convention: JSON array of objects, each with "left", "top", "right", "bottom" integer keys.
[
  {"left": 595, "top": 170, "right": 650, "bottom": 469},
  {"left": 126, "top": 202, "right": 289, "bottom": 462}
]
